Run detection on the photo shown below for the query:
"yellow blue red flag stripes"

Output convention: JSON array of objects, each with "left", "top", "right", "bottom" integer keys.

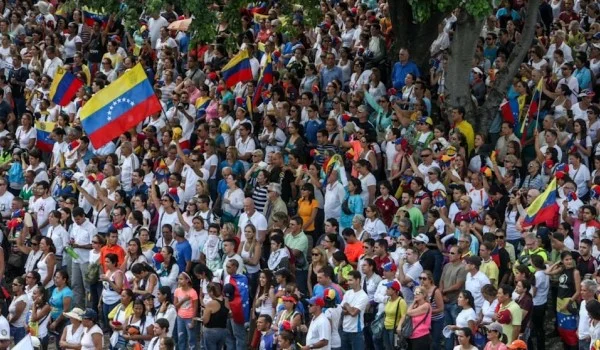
[
  {"left": 221, "top": 50, "right": 253, "bottom": 88},
  {"left": 523, "top": 177, "right": 559, "bottom": 228},
  {"left": 80, "top": 64, "right": 161, "bottom": 149},
  {"left": 35, "top": 120, "right": 56, "bottom": 153},
  {"left": 253, "top": 55, "right": 273, "bottom": 108},
  {"left": 49, "top": 67, "right": 84, "bottom": 106},
  {"left": 82, "top": 7, "right": 108, "bottom": 27}
]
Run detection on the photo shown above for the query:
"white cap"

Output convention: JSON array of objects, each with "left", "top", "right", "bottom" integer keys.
[{"left": 414, "top": 233, "right": 430, "bottom": 244}]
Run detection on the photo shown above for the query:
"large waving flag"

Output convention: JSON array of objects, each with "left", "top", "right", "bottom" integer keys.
[
  {"left": 221, "top": 50, "right": 253, "bottom": 88},
  {"left": 35, "top": 120, "right": 56, "bottom": 153},
  {"left": 82, "top": 7, "right": 109, "bottom": 28},
  {"left": 80, "top": 64, "right": 161, "bottom": 148},
  {"left": 500, "top": 97, "right": 520, "bottom": 129},
  {"left": 252, "top": 54, "right": 273, "bottom": 108},
  {"left": 523, "top": 177, "right": 559, "bottom": 228},
  {"left": 195, "top": 96, "right": 211, "bottom": 118},
  {"left": 49, "top": 67, "right": 84, "bottom": 106},
  {"left": 229, "top": 273, "right": 250, "bottom": 323}
]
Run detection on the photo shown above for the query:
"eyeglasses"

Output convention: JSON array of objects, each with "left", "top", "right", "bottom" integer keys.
[
  {"left": 495, "top": 235, "right": 505, "bottom": 239},
  {"left": 419, "top": 276, "right": 427, "bottom": 280},
  {"left": 420, "top": 154, "right": 431, "bottom": 157},
  {"left": 391, "top": 119, "right": 399, "bottom": 122},
  {"left": 312, "top": 253, "right": 320, "bottom": 256}
]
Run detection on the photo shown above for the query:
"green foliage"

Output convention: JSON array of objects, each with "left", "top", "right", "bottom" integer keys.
[
  {"left": 68, "top": 0, "right": 322, "bottom": 47},
  {"left": 407, "top": 0, "right": 492, "bottom": 22}
]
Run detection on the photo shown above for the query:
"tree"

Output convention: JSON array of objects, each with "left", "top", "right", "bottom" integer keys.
[{"left": 388, "top": 0, "right": 542, "bottom": 133}]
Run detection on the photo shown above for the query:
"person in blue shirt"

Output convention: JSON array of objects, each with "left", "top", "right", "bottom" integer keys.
[
  {"left": 174, "top": 225, "right": 192, "bottom": 274},
  {"left": 391, "top": 48, "right": 420, "bottom": 91},
  {"left": 304, "top": 103, "right": 324, "bottom": 146},
  {"left": 320, "top": 53, "right": 343, "bottom": 92}
]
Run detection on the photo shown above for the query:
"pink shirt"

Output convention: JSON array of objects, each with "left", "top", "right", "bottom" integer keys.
[
  {"left": 174, "top": 287, "right": 198, "bottom": 319},
  {"left": 409, "top": 304, "right": 431, "bottom": 339}
]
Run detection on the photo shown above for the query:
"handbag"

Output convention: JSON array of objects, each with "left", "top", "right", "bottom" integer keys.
[
  {"left": 85, "top": 262, "right": 101, "bottom": 284},
  {"left": 400, "top": 305, "right": 430, "bottom": 339},
  {"left": 341, "top": 196, "right": 353, "bottom": 215},
  {"left": 370, "top": 312, "right": 385, "bottom": 339}
]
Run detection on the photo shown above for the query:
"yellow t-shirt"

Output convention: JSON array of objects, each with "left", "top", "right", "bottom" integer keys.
[
  {"left": 455, "top": 120, "right": 475, "bottom": 154},
  {"left": 499, "top": 301, "right": 522, "bottom": 344},
  {"left": 297, "top": 198, "right": 319, "bottom": 231},
  {"left": 481, "top": 259, "right": 499, "bottom": 287},
  {"left": 384, "top": 297, "right": 408, "bottom": 330}
]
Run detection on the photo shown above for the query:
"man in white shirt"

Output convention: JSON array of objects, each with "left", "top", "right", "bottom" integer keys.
[
  {"left": 544, "top": 30, "right": 573, "bottom": 63},
  {"left": 324, "top": 171, "right": 345, "bottom": 221},
  {"left": 465, "top": 173, "right": 489, "bottom": 212},
  {"left": 32, "top": 181, "right": 56, "bottom": 236},
  {"left": 70, "top": 207, "right": 98, "bottom": 308},
  {"left": 578, "top": 279, "right": 598, "bottom": 350},
  {"left": 222, "top": 239, "right": 245, "bottom": 278},
  {"left": 305, "top": 296, "right": 331, "bottom": 350},
  {"left": 119, "top": 142, "right": 139, "bottom": 193},
  {"left": 397, "top": 246, "right": 423, "bottom": 304},
  {"left": 0, "top": 177, "right": 13, "bottom": 219},
  {"left": 237, "top": 198, "right": 268, "bottom": 243},
  {"left": 568, "top": 153, "right": 591, "bottom": 198},
  {"left": 340, "top": 270, "right": 368, "bottom": 349},
  {"left": 464, "top": 256, "right": 491, "bottom": 313},
  {"left": 42, "top": 46, "right": 63, "bottom": 78},
  {"left": 113, "top": 206, "right": 133, "bottom": 247},
  {"left": 148, "top": 14, "right": 168, "bottom": 49}
]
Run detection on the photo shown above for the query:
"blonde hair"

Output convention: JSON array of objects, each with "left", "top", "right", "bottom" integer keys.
[{"left": 311, "top": 247, "right": 328, "bottom": 267}]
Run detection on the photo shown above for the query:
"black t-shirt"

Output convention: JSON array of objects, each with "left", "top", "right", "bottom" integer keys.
[
  {"left": 8, "top": 66, "right": 28, "bottom": 98},
  {"left": 420, "top": 249, "right": 436, "bottom": 273},
  {"left": 87, "top": 33, "right": 106, "bottom": 63},
  {"left": 269, "top": 167, "right": 295, "bottom": 203}
]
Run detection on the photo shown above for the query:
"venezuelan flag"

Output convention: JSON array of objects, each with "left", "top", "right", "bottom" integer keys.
[
  {"left": 523, "top": 177, "right": 559, "bottom": 228},
  {"left": 49, "top": 67, "right": 84, "bottom": 107},
  {"left": 500, "top": 97, "right": 519, "bottom": 127},
  {"left": 80, "top": 64, "right": 161, "bottom": 149},
  {"left": 82, "top": 7, "right": 108, "bottom": 27},
  {"left": 221, "top": 50, "right": 253, "bottom": 88},
  {"left": 35, "top": 121, "right": 56, "bottom": 153},
  {"left": 195, "top": 96, "right": 211, "bottom": 118},
  {"left": 252, "top": 55, "right": 273, "bottom": 108}
]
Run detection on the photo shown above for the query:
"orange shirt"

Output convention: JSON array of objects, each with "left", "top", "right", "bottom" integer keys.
[
  {"left": 297, "top": 199, "right": 319, "bottom": 231},
  {"left": 345, "top": 241, "right": 365, "bottom": 263},
  {"left": 99, "top": 244, "right": 126, "bottom": 273}
]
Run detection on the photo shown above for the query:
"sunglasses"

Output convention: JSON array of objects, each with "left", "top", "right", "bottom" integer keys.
[
  {"left": 495, "top": 235, "right": 505, "bottom": 239},
  {"left": 418, "top": 276, "right": 427, "bottom": 280}
]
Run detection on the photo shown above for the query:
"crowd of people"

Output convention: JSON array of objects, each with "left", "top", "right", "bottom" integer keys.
[{"left": 0, "top": 0, "right": 600, "bottom": 349}]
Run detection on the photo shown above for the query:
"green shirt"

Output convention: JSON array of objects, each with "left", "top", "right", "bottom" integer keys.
[{"left": 284, "top": 232, "right": 309, "bottom": 271}]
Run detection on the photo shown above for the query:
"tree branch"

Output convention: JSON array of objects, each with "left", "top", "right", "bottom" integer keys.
[{"left": 476, "top": 0, "right": 542, "bottom": 133}]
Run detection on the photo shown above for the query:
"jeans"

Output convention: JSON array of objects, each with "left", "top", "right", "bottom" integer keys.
[
  {"left": 430, "top": 317, "right": 444, "bottom": 350},
  {"left": 10, "top": 325, "right": 25, "bottom": 344},
  {"left": 444, "top": 302, "right": 459, "bottom": 350},
  {"left": 71, "top": 261, "right": 90, "bottom": 308},
  {"left": 176, "top": 317, "right": 196, "bottom": 350},
  {"left": 340, "top": 330, "right": 365, "bottom": 350},
  {"left": 382, "top": 329, "right": 396, "bottom": 350},
  {"left": 227, "top": 319, "right": 247, "bottom": 350},
  {"left": 103, "top": 301, "right": 119, "bottom": 331},
  {"left": 203, "top": 327, "right": 229, "bottom": 350}
]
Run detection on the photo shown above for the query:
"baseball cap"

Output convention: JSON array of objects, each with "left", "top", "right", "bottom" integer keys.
[
  {"left": 82, "top": 308, "right": 98, "bottom": 320},
  {"left": 507, "top": 339, "right": 527, "bottom": 350},
  {"left": 382, "top": 262, "right": 397, "bottom": 272},
  {"left": 485, "top": 322, "right": 503, "bottom": 333},
  {"left": 223, "top": 284, "right": 235, "bottom": 301},
  {"left": 472, "top": 67, "right": 484, "bottom": 75},
  {"left": 323, "top": 288, "right": 336, "bottom": 301},
  {"left": 385, "top": 280, "right": 401, "bottom": 292},
  {"left": 308, "top": 296, "right": 325, "bottom": 307},
  {"left": 579, "top": 89, "right": 595, "bottom": 97},
  {"left": 414, "top": 233, "right": 429, "bottom": 244},
  {"left": 282, "top": 295, "right": 298, "bottom": 304}
]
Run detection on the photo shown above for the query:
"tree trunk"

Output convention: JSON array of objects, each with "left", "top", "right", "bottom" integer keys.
[
  {"left": 476, "top": 0, "right": 542, "bottom": 134},
  {"left": 388, "top": 0, "right": 445, "bottom": 69},
  {"left": 445, "top": 11, "right": 485, "bottom": 128}
]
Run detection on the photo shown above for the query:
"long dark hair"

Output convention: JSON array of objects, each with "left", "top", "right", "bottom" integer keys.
[
  {"left": 162, "top": 246, "right": 177, "bottom": 274},
  {"left": 301, "top": 183, "right": 315, "bottom": 202}
]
